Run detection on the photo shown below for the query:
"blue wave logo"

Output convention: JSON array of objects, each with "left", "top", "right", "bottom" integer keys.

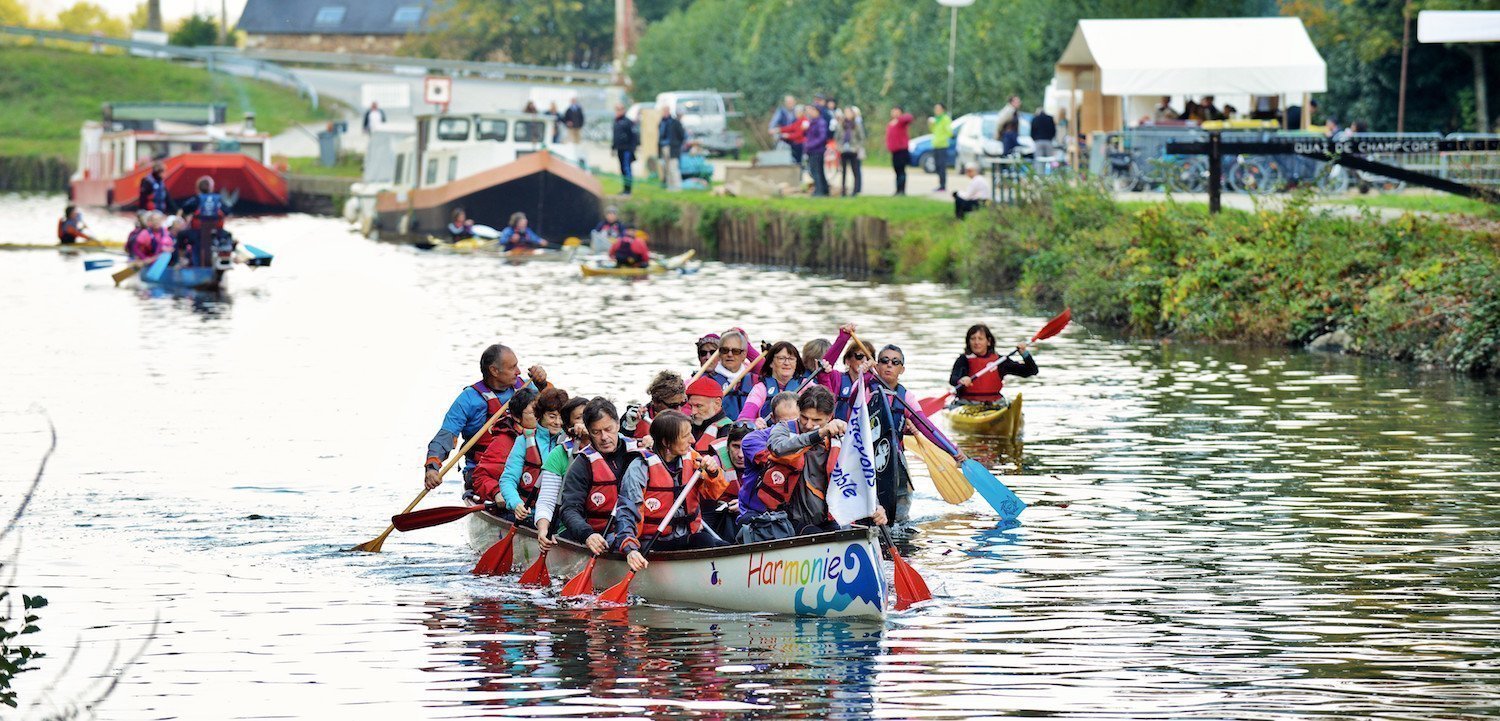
[{"left": 793, "top": 543, "right": 883, "bottom": 615}]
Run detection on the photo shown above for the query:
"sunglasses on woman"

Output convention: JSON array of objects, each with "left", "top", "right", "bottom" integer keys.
[{"left": 849, "top": 353, "right": 868, "bottom": 362}]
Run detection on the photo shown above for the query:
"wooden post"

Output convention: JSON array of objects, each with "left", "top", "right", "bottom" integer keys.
[
  {"left": 1207, "top": 131, "right": 1221, "bottom": 215},
  {"left": 1301, "top": 92, "right": 1310, "bottom": 131},
  {"left": 1398, "top": 0, "right": 1411, "bottom": 133}
]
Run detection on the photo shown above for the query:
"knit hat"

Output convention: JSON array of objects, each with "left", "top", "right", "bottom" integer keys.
[{"left": 686, "top": 375, "right": 723, "bottom": 399}]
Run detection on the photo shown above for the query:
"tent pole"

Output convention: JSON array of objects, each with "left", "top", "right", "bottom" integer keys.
[{"left": 1301, "top": 92, "right": 1310, "bottom": 131}]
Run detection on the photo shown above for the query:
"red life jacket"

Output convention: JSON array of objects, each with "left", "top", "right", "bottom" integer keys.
[
  {"left": 580, "top": 440, "right": 637, "bottom": 532},
  {"left": 959, "top": 353, "right": 1005, "bottom": 403},
  {"left": 516, "top": 431, "right": 546, "bottom": 508},
  {"left": 693, "top": 416, "right": 737, "bottom": 500},
  {"left": 638, "top": 450, "right": 703, "bottom": 537},
  {"left": 465, "top": 381, "right": 511, "bottom": 462},
  {"left": 751, "top": 441, "right": 839, "bottom": 514}
]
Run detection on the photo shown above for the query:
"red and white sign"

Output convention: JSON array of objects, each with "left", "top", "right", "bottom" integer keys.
[{"left": 423, "top": 76, "right": 453, "bottom": 110}]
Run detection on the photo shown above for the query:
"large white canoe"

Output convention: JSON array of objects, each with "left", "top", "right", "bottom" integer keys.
[{"left": 466, "top": 511, "right": 889, "bottom": 620}]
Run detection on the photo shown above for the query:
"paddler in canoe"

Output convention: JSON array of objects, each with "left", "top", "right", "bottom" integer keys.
[
  {"left": 949, "top": 323, "right": 1037, "bottom": 409},
  {"left": 737, "top": 341, "right": 813, "bottom": 425},
  {"left": 705, "top": 329, "right": 760, "bottom": 420},
  {"left": 554, "top": 399, "right": 640, "bottom": 555},
  {"left": 623, "top": 370, "right": 687, "bottom": 442},
  {"left": 611, "top": 410, "right": 732, "bottom": 570},
  {"left": 421, "top": 344, "right": 549, "bottom": 495},
  {"left": 491, "top": 387, "right": 572, "bottom": 526},
  {"left": 532, "top": 395, "right": 591, "bottom": 549},
  {"left": 682, "top": 376, "right": 738, "bottom": 542},
  {"left": 125, "top": 211, "right": 174, "bottom": 263}
]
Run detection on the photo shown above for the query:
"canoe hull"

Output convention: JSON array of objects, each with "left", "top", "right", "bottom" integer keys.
[
  {"left": 580, "top": 249, "right": 696, "bottom": 278},
  {"left": 143, "top": 266, "right": 224, "bottom": 290},
  {"left": 948, "top": 393, "right": 1024, "bottom": 437},
  {"left": 467, "top": 512, "right": 887, "bottom": 620}
]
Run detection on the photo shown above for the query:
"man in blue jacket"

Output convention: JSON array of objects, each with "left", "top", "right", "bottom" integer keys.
[{"left": 422, "top": 344, "right": 548, "bottom": 492}]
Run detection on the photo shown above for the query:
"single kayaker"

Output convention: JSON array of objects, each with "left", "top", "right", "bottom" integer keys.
[
  {"left": 492, "top": 387, "right": 570, "bottom": 526},
  {"left": 498, "top": 212, "right": 548, "bottom": 251},
  {"left": 555, "top": 399, "right": 640, "bottom": 555},
  {"left": 609, "top": 230, "right": 651, "bottom": 269},
  {"left": 57, "top": 205, "right": 94, "bottom": 245},
  {"left": 737, "top": 341, "right": 810, "bottom": 423},
  {"left": 534, "top": 396, "right": 591, "bottom": 550},
  {"left": 613, "top": 410, "right": 731, "bottom": 570},
  {"left": 707, "top": 329, "right": 759, "bottom": 420},
  {"left": 683, "top": 375, "right": 738, "bottom": 541},
  {"left": 422, "top": 344, "right": 548, "bottom": 494},
  {"left": 949, "top": 323, "right": 1037, "bottom": 407},
  {"left": 447, "top": 208, "right": 476, "bottom": 241},
  {"left": 624, "top": 370, "right": 687, "bottom": 442},
  {"left": 137, "top": 162, "right": 170, "bottom": 213},
  {"left": 594, "top": 206, "right": 627, "bottom": 239}
]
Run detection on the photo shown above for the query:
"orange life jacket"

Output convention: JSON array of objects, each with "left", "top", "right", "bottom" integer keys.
[
  {"left": 638, "top": 450, "right": 704, "bottom": 536},
  {"left": 958, "top": 353, "right": 1004, "bottom": 403},
  {"left": 516, "top": 431, "right": 545, "bottom": 508},
  {"left": 751, "top": 441, "right": 840, "bottom": 514},
  {"left": 580, "top": 440, "right": 638, "bottom": 532}
]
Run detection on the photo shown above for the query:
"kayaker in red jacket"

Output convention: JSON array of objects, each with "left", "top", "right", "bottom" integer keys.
[{"left": 948, "top": 323, "right": 1038, "bottom": 407}]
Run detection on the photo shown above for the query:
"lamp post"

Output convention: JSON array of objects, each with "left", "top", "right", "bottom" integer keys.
[{"left": 937, "top": 0, "right": 974, "bottom": 110}]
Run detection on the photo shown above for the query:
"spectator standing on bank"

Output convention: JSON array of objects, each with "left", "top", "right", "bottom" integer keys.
[
  {"left": 779, "top": 105, "right": 808, "bottom": 171},
  {"left": 929, "top": 102, "right": 953, "bottom": 192},
  {"left": 887, "top": 106, "right": 913, "bottom": 196},
  {"left": 659, "top": 106, "right": 686, "bottom": 191},
  {"left": 995, "top": 95, "right": 1022, "bottom": 156},
  {"left": 837, "top": 106, "right": 865, "bottom": 196},
  {"left": 563, "top": 97, "right": 585, "bottom": 144},
  {"left": 548, "top": 101, "right": 563, "bottom": 143},
  {"left": 1030, "top": 106, "right": 1056, "bottom": 161},
  {"left": 804, "top": 99, "right": 831, "bottom": 196},
  {"left": 612, "top": 103, "right": 638, "bottom": 195},
  {"left": 362, "top": 101, "right": 385, "bottom": 134},
  {"left": 769, "top": 95, "right": 796, "bottom": 151},
  {"left": 1152, "top": 96, "right": 1174, "bottom": 124}
]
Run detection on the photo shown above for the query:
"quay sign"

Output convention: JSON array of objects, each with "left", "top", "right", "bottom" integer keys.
[{"left": 1170, "top": 137, "right": 1500, "bottom": 157}]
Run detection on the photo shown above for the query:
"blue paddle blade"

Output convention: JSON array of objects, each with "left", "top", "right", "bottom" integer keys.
[
  {"left": 241, "top": 243, "right": 273, "bottom": 260},
  {"left": 143, "top": 253, "right": 171, "bottom": 283},
  {"left": 961, "top": 459, "right": 1027, "bottom": 520},
  {"left": 83, "top": 258, "right": 114, "bottom": 271}
]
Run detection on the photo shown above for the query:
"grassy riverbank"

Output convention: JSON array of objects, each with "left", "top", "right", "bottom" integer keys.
[
  {"left": 619, "top": 181, "right": 1499, "bottom": 375},
  {"left": 0, "top": 46, "right": 330, "bottom": 159}
]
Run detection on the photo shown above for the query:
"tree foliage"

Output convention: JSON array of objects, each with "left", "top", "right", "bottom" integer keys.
[
  {"left": 169, "top": 13, "right": 220, "bottom": 47},
  {"left": 406, "top": 0, "right": 616, "bottom": 67},
  {"left": 52, "top": 2, "right": 128, "bottom": 37},
  {"left": 0, "top": 0, "right": 28, "bottom": 26}
]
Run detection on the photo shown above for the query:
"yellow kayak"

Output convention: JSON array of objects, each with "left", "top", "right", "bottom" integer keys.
[
  {"left": 580, "top": 249, "right": 696, "bottom": 278},
  {"left": 1, "top": 239, "right": 125, "bottom": 251},
  {"left": 947, "top": 394, "right": 1024, "bottom": 437}
]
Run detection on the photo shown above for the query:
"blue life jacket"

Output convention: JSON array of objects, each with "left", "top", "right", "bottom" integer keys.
[
  {"left": 194, "top": 193, "right": 225, "bottom": 220},
  {"left": 757, "top": 374, "right": 808, "bottom": 420}
]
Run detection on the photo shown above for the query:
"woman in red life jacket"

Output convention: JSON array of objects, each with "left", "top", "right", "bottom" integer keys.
[
  {"left": 609, "top": 229, "right": 651, "bottom": 268},
  {"left": 495, "top": 387, "right": 570, "bottom": 526},
  {"left": 948, "top": 323, "right": 1038, "bottom": 408},
  {"left": 468, "top": 387, "right": 537, "bottom": 503},
  {"left": 612, "top": 410, "right": 731, "bottom": 572}
]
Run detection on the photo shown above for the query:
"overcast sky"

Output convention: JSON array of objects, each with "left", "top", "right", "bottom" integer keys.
[{"left": 24, "top": 0, "right": 249, "bottom": 25}]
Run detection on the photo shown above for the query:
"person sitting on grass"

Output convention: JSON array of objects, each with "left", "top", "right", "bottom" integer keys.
[{"left": 954, "top": 163, "right": 988, "bottom": 220}]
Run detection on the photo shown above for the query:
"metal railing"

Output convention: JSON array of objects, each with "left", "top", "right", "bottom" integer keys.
[
  {"left": 221, "top": 47, "right": 613, "bottom": 86},
  {"left": 0, "top": 24, "right": 319, "bottom": 109}
]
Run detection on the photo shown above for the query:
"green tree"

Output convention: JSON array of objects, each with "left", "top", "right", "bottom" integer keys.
[
  {"left": 406, "top": 0, "right": 616, "bottom": 67},
  {"left": 0, "top": 0, "right": 28, "bottom": 26},
  {"left": 169, "top": 13, "right": 220, "bottom": 46},
  {"left": 53, "top": 1, "right": 128, "bottom": 37}
]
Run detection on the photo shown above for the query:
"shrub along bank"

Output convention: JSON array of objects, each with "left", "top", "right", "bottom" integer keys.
[{"left": 620, "top": 183, "right": 1500, "bottom": 376}]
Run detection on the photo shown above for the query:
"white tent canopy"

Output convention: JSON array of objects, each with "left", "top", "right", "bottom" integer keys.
[
  {"left": 1057, "top": 17, "right": 1327, "bottom": 96},
  {"left": 1418, "top": 11, "right": 1500, "bottom": 44}
]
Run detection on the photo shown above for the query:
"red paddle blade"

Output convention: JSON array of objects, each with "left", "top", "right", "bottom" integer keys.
[
  {"left": 597, "top": 570, "right": 636, "bottom": 606},
  {"left": 1030, "top": 308, "right": 1072, "bottom": 344},
  {"left": 471, "top": 528, "right": 516, "bottom": 575},
  {"left": 560, "top": 557, "right": 597, "bottom": 597},
  {"left": 888, "top": 544, "right": 933, "bottom": 609},
  {"left": 918, "top": 392, "right": 951, "bottom": 417},
  {"left": 392, "top": 504, "right": 485, "bottom": 532},
  {"left": 518, "top": 551, "right": 550, "bottom": 586}
]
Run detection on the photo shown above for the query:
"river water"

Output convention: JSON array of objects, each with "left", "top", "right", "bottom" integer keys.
[{"left": 2, "top": 194, "right": 1498, "bottom": 719}]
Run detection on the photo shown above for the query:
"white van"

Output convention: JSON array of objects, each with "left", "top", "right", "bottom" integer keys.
[{"left": 653, "top": 90, "right": 744, "bottom": 157}]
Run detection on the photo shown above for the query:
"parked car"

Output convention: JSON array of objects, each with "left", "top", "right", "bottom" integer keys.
[
  {"left": 652, "top": 91, "right": 744, "bottom": 158},
  {"left": 910, "top": 111, "right": 1035, "bottom": 173}
]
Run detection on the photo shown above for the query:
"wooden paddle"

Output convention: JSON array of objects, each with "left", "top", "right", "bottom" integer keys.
[
  {"left": 473, "top": 525, "right": 518, "bottom": 575},
  {"left": 880, "top": 525, "right": 932, "bottom": 609},
  {"left": 597, "top": 470, "right": 702, "bottom": 606},
  {"left": 112, "top": 262, "right": 142, "bottom": 285},
  {"left": 906, "top": 432, "right": 974, "bottom": 504},
  {"left": 392, "top": 503, "right": 486, "bottom": 531},
  {"left": 350, "top": 400, "right": 511, "bottom": 553},
  {"left": 918, "top": 309, "right": 1072, "bottom": 416}
]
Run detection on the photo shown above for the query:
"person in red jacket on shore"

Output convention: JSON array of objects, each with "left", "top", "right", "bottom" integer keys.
[{"left": 887, "top": 106, "right": 914, "bottom": 196}]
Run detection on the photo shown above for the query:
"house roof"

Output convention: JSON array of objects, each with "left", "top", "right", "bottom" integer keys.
[
  {"left": 1056, "top": 18, "right": 1327, "bottom": 95},
  {"left": 237, "top": 0, "right": 439, "bottom": 36}
]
